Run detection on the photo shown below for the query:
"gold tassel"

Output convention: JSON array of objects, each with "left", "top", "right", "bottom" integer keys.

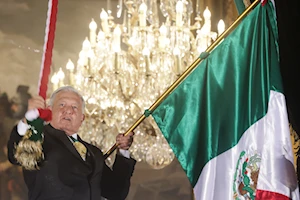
[{"left": 14, "top": 129, "right": 44, "bottom": 170}]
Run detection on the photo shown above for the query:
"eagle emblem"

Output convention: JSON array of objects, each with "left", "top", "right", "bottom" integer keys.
[{"left": 233, "top": 150, "right": 261, "bottom": 200}]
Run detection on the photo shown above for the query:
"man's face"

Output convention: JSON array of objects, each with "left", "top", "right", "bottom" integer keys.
[{"left": 49, "top": 91, "right": 85, "bottom": 135}]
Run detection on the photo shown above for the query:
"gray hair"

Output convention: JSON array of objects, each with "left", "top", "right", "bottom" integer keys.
[{"left": 49, "top": 86, "right": 85, "bottom": 112}]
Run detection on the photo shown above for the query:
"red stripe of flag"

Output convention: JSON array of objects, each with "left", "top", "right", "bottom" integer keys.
[
  {"left": 37, "top": 0, "right": 58, "bottom": 121},
  {"left": 256, "top": 190, "right": 291, "bottom": 200},
  {"left": 38, "top": 0, "right": 58, "bottom": 99}
]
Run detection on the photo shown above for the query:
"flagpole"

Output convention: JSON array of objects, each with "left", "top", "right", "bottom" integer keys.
[{"left": 104, "top": 0, "right": 260, "bottom": 159}]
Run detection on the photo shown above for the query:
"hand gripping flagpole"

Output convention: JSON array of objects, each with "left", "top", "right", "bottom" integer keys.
[{"left": 104, "top": 0, "right": 261, "bottom": 159}]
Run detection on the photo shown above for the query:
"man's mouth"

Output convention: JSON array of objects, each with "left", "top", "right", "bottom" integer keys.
[{"left": 62, "top": 117, "right": 71, "bottom": 121}]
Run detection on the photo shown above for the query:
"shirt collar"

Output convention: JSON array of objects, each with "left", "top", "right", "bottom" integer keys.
[{"left": 71, "top": 133, "right": 78, "bottom": 140}]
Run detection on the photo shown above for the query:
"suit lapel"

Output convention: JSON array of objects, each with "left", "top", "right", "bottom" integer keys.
[
  {"left": 79, "top": 137, "right": 103, "bottom": 179},
  {"left": 45, "top": 124, "right": 89, "bottom": 166},
  {"left": 77, "top": 136, "right": 94, "bottom": 168}
]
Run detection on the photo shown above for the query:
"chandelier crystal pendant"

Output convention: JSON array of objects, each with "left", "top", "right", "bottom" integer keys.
[{"left": 51, "top": 0, "right": 225, "bottom": 169}]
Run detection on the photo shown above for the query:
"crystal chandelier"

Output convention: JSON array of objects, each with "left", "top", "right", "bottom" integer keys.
[{"left": 51, "top": 0, "right": 225, "bottom": 169}]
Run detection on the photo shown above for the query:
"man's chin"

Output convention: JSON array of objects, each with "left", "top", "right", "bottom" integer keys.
[{"left": 58, "top": 124, "right": 75, "bottom": 135}]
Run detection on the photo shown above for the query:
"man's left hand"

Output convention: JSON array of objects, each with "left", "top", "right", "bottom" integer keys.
[{"left": 116, "top": 132, "right": 134, "bottom": 150}]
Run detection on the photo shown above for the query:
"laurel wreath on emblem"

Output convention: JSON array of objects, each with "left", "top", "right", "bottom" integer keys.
[{"left": 233, "top": 150, "right": 261, "bottom": 200}]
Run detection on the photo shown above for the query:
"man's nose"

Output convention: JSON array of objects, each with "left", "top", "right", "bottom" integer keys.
[{"left": 64, "top": 106, "right": 73, "bottom": 114}]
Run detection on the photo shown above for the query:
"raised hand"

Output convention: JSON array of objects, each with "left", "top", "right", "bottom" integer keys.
[
  {"left": 27, "top": 95, "right": 46, "bottom": 111},
  {"left": 116, "top": 132, "right": 134, "bottom": 150}
]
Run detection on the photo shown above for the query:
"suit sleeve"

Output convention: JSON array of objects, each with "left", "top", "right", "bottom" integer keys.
[
  {"left": 7, "top": 125, "right": 23, "bottom": 165},
  {"left": 101, "top": 154, "right": 136, "bottom": 200}
]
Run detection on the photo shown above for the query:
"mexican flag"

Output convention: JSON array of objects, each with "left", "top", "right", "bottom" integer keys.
[{"left": 152, "top": 1, "right": 299, "bottom": 199}]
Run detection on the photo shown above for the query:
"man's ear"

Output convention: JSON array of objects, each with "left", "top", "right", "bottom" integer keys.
[{"left": 82, "top": 114, "right": 85, "bottom": 122}]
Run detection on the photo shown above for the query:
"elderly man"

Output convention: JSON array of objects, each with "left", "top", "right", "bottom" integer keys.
[{"left": 7, "top": 86, "right": 136, "bottom": 200}]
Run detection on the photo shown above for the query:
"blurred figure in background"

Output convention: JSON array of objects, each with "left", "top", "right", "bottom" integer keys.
[
  {"left": 0, "top": 85, "right": 31, "bottom": 200},
  {"left": 0, "top": 91, "right": 11, "bottom": 200}
]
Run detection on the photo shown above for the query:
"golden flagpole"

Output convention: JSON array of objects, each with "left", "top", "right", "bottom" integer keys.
[{"left": 104, "top": 0, "right": 260, "bottom": 159}]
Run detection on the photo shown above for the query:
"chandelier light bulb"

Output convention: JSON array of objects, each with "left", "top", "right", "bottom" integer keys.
[
  {"left": 173, "top": 47, "right": 181, "bottom": 74},
  {"left": 203, "top": 7, "right": 211, "bottom": 20},
  {"left": 176, "top": 1, "right": 184, "bottom": 13},
  {"left": 75, "top": 73, "right": 83, "bottom": 85},
  {"left": 87, "top": 50, "right": 95, "bottom": 69},
  {"left": 113, "top": 25, "right": 122, "bottom": 35},
  {"left": 82, "top": 37, "right": 91, "bottom": 51},
  {"left": 57, "top": 67, "right": 65, "bottom": 87},
  {"left": 173, "top": 46, "right": 180, "bottom": 56},
  {"left": 142, "top": 47, "right": 150, "bottom": 56},
  {"left": 100, "top": 9, "right": 109, "bottom": 33},
  {"left": 87, "top": 49, "right": 95, "bottom": 58},
  {"left": 57, "top": 68, "right": 65, "bottom": 79},
  {"left": 66, "top": 59, "right": 75, "bottom": 71},
  {"left": 176, "top": 1, "right": 184, "bottom": 27},
  {"left": 79, "top": 50, "right": 85, "bottom": 59},
  {"left": 113, "top": 25, "right": 122, "bottom": 52},
  {"left": 217, "top": 19, "right": 225, "bottom": 36},
  {"left": 51, "top": 72, "right": 59, "bottom": 84},
  {"left": 79, "top": 50, "right": 88, "bottom": 66},
  {"left": 100, "top": 8, "right": 108, "bottom": 20},
  {"left": 159, "top": 24, "right": 167, "bottom": 36},
  {"left": 128, "top": 37, "right": 134, "bottom": 46},
  {"left": 51, "top": 72, "right": 59, "bottom": 91},
  {"left": 77, "top": 59, "right": 84, "bottom": 66},
  {"left": 89, "top": 19, "right": 97, "bottom": 47},
  {"left": 89, "top": 18, "right": 97, "bottom": 30},
  {"left": 159, "top": 24, "right": 168, "bottom": 49},
  {"left": 97, "top": 30, "right": 105, "bottom": 41},
  {"left": 138, "top": 2, "right": 147, "bottom": 27}
]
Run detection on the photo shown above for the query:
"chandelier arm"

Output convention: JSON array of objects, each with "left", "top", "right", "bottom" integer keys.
[{"left": 103, "top": 0, "right": 260, "bottom": 159}]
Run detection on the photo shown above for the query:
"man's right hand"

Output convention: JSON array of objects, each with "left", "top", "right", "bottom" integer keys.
[
  {"left": 27, "top": 95, "right": 46, "bottom": 112},
  {"left": 21, "top": 95, "right": 46, "bottom": 123}
]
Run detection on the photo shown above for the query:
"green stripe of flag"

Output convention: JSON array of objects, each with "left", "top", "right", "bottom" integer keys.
[{"left": 152, "top": 2, "right": 282, "bottom": 187}]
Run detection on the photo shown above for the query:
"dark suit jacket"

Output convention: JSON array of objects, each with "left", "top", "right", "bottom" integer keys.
[{"left": 7, "top": 124, "right": 136, "bottom": 200}]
